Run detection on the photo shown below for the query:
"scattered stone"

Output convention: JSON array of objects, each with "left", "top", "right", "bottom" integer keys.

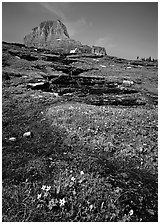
[
  {"left": 27, "top": 81, "right": 49, "bottom": 90},
  {"left": 53, "top": 92, "right": 59, "bottom": 97},
  {"left": 9, "top": 137, "right": 16, "bottom": 141},
  {"left": 122, "top": 80, "right": 134, "bottom": 86},
  {"left": 146, "top": 209, "right": 155, "bottom": 216},
  {"left": 139, "top": 147, "right": 144, "bottom": 153},
  {"left": 23, "top": 131, "right": 32, "bottom": 138},
  {"left": 100, "top": 64, "right": 106, "bottom": 68}
]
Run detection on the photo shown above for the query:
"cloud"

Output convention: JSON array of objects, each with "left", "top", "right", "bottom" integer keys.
[
  {"left": 94, "top": 35, "right": 116, "bottom": 50},
  {"left": 39, "top": 2, "right": 92, "bottom": 38},
  {"left": 39, "top": 2, "right": 67, "bottom": 21},
  {"left": 66, "top": 18, "right": 92, "bottom": 37}
]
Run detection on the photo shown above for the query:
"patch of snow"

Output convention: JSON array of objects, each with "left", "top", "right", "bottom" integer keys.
[
  {"left": 70, "top": 48, "right": 77, "bottom": 54},
  {"left": 28, "top": 82, "right": 45, "bottom": 87}
]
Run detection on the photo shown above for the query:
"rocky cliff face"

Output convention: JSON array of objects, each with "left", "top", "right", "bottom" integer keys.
[
  {"left": 24, "top": 20, "right": 82, "bottom": 52},
  {"left": 92, "top": 46, "right": 106, "bottom": 56},
  {"left": 24, "top": 19, "right": 108, "bottom": 55}
]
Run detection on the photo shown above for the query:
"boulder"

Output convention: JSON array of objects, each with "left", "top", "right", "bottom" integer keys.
[
  {"left": 23, "top": 131, "right": 32, "bottom": 138},
  {"left": 9, "top": 137, "right": 16, "bottom": 141}
]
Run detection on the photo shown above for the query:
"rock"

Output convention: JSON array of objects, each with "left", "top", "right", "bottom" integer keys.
[
  {"left": 93, "top": 59, "right": 99, "bottom": 62},
  {"left": 9, "top": 137, "right": 16, "bottom": 141},
  {"left": 27, "top": 81, "right": 50, "bottom": 90},
  {"left": 24, "top": 20, "right": 82, "bottom": 53},
  {"left": 146, "top": 209, "right": 155, "bottom": 216},
  {"left": 53, "top": 92, "right": 59, "bottom": 97},
  {"left": 92, "top": 46, "right": 106, "bottom": 56},
  {"left": 23, "top": 131, "right": 32, "bottom": 138},
  {"left": 122, "top": 80, "right": 134, "bottom": 86},
  {"left": 100, "top": 64, "right": 106, "bottom": 68}
]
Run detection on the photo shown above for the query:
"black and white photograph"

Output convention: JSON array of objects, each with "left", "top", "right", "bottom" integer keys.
[{"left": 2, "top": 1, "right": 158, "bottom": 222}]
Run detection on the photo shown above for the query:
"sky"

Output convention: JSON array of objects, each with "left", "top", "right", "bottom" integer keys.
[{"left": 2, "top": 2, "right": 158, "bottom": 59}]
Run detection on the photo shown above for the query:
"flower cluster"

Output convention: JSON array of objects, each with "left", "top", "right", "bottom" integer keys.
[{"left": 37, "top": 184, "right": 66, "bottom": 210}]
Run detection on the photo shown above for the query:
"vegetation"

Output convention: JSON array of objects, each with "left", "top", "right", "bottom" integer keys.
[
  {"left": 2, "top": 88, "right": 158, "bottom": 221},
  {"left": 2, "top": 41, "right": 158, "bottom": 221}
]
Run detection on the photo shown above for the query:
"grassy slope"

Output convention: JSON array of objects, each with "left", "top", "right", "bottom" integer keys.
[
  {"left": 2, "top": 45, "right": 158, "bottom": 221},
  {"left": 2, "top": 86, "right": 158, "bottom": 221}
]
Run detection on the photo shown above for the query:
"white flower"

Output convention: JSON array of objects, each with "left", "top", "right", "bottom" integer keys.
[
  {"left": 129, "top": 209, "right": 134, "bottom": 216},
  {"left": 80, "top": 171, "right": 84, "bottom": 175},
  {"left": 59, "top": 198, "right": 66, "bottom": 207},
  {"left": 44, "top": 192, "right": 49, "bottom": 198},
  {"left": 41, "top": 185, "right": 46, "bottom": 191},
  {"left": 37, "top": 194, "right": 42, "bottom": 199},
  {"left": 71, "top": 177, "right": 75, "bottom": 181},
  {"left": 46, "top": 186, "right": 51, "bottom": 191}
]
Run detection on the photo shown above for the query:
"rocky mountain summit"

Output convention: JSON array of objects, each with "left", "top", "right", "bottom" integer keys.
[
  {"left": 24, "top": 20, "right": 82, "bottom": 53},
  {"left": 24, "top": 20, "right": 106, "bottom": 56}
]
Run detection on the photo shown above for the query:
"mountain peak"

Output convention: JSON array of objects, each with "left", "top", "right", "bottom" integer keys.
[{"left": 24, "top": 20, "right": 73, "bottom": 49}]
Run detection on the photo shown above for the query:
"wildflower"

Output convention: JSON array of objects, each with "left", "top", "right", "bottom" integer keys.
[
  {"left": 46, "top": 186, "right": 51, "bottom": 191},
  {"left": 80, "top": 171, "right": 84, "bottom": 175},
  {"left": 37, "top": 193, "right": 42, "bottom": 199},
  {"left": 48, "top": 198, "right": 58, "bottom": 210},
  {"left": 59, "top": 198, "right": 66, "bottom": 207},
  {"left": 41, "top": 185, "right": 46, "bottom": 191},
  {"left": 89, "top": 204, "right": 94, "bottom": 210},
  {"left": 71, "top": 177, "right": 75, "bottom": 181},
  {"left": 44, "top": 192, "right": 49, "bottom": 198},
  {"left": 129, "top": 209, "right": 134, "bottom": 216}
]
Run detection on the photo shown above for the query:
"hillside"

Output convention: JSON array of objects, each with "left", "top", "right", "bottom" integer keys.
[{"left": 2, "top": 40, "right": 158, "bottom": 222}]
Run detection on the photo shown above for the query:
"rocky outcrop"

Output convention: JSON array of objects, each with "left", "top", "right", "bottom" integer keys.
[
  {"left": 24, "top": 20, "right": 82, "bottom": 53},
  {"left": 23, "top": 20, "right": 107, "bottom": 56},
  {"left": 92, "top": 46, "right": 106, "bottom": 56}
]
